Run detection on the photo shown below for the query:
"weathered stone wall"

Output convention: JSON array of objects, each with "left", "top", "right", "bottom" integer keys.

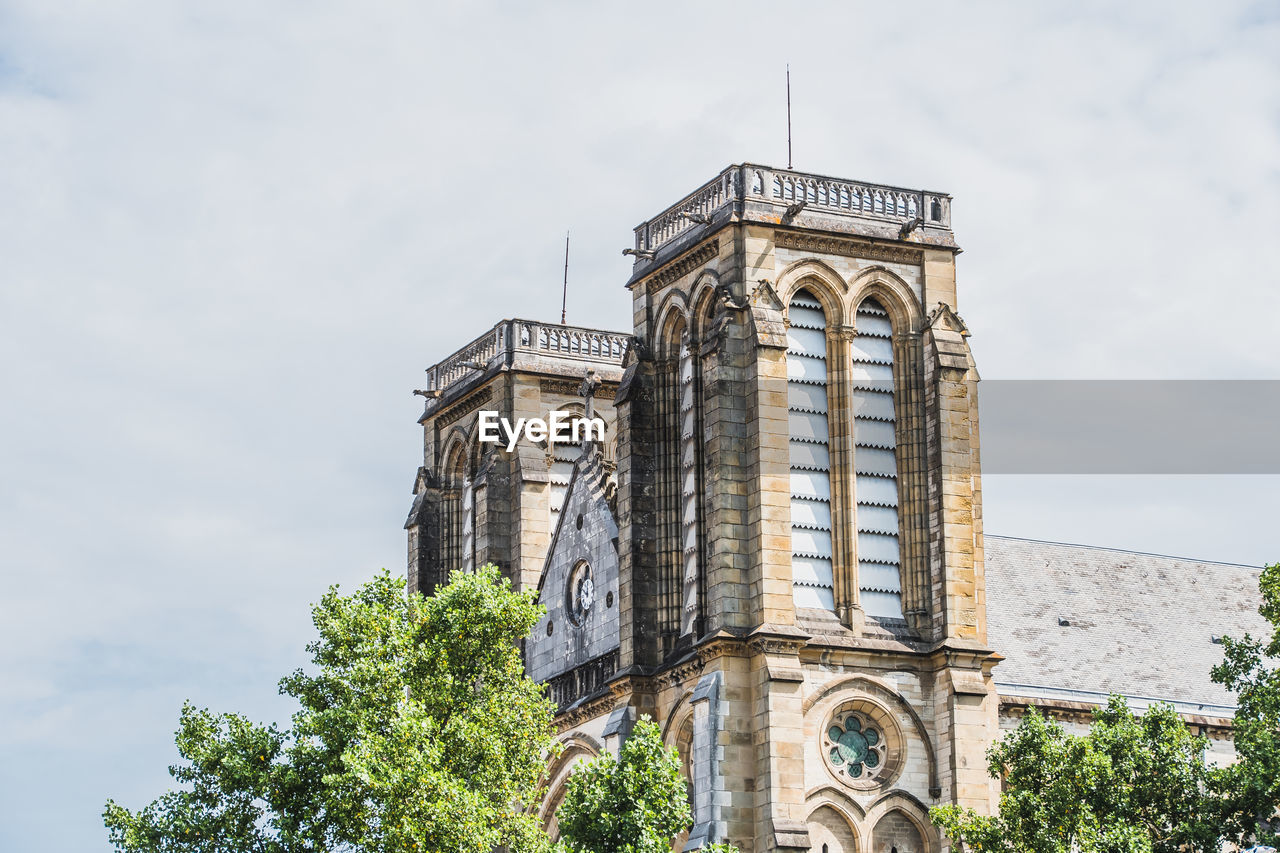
[{"left": 527, "top": 446, "right": 621, "bottom": 685}]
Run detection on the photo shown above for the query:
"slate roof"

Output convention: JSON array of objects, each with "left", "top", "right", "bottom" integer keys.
[{"left": 985, "top": 535, "right": 1268, "bottom": 711}]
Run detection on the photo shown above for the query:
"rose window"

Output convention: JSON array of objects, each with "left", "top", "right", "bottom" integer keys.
[{"left": 824, "top": 712, "right": 886, "bottom": 782}]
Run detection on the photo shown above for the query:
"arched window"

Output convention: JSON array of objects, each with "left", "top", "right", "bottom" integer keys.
[
  {"left": 654, "top": 310, "right": 704, "bottom": 651},
  {"left": 443, "top": 444, "right": 472, "bottom": 573},
  {"left": 851, "top": 297, "right": 903, "bottom": 618},
  {"left": 787, "top": 289, "right": 835, "bottom": 610}
]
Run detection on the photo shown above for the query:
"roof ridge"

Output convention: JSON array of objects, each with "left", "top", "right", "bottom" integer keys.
[{"left": 986, "top": 534, "right": 1262, "bottom": 569}]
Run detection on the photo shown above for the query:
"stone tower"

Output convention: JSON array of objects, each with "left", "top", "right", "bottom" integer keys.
[{"left": 409, "top": 164, "right": 996, "bottom": 853}]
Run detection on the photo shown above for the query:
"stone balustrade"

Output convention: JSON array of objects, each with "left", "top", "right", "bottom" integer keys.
[
  {"left": 633, "top": 163, "right": 953, "bottom": 256},
  {"left": 425, "top": 319, "right": 630, "bottom": 394}
]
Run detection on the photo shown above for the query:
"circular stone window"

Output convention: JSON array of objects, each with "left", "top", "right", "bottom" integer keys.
[
  {"left": 566, "top": 561, "right": 594, "bottom": 626},
  {"left": 821, "top": 700, "right": 903, "bottom": 791}
]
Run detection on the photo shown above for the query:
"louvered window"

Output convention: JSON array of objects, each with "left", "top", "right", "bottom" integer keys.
[
  {"left": 852, "top": 298, "right": 902, "bottom": 619},
  {"left": 788, "top": 291, "right": 835, "bottom": 610},
  {"left": 459, "top": 474, "right": 474, "bottom": 571},
  {"left": 679, "top": 339, "right": 700, "bottom": 636},
  {"left": 549, "top": 412, "right": 582, "bottom": 525}
]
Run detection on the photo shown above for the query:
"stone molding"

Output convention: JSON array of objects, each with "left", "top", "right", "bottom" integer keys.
[
  {"left": 540, "top": 378, "right": 617, "bottom": 399},
  {"left": 434, "top": 386, "right": 493, "bottom": 429},
  {"left": 641, "top": 239, "right": 720, "bottom": 293},
  {"left": 775, "top": 230, "right": 924, "bottom": 266}
]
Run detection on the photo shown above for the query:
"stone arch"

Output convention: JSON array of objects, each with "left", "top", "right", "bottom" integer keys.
[
  {"left": 863, "top": 794, "right": 935, "bottom": 853},
  {"left": 804, "top": 784, "right": 868, "bottom": 823},
  {"left": 653, "top": 689, "right": 698, "bottom": 851},
  {"left": 688, "top": 269, "right": 721, "bottom": 343},
  {"left": 654, "top": 290, "right": 692, "bottom": 358},
  {"left": 439, "top": 424, "right": 474, "bottom": 482},
  {"left": 846, "top": 267, "right": 923, "bottom": 335},
  {"left": 661, "top": 689, "right": 694, "bottom": 749},
  {"left": 776, "top": 259, "right": 848, "bottom": 328},
  {"left": 539, "top": 732, "right": 602, "bottom": 841},
  {"left": 438, "top": 425, "right": 478, "bottom": 574},
  {"left": 803, "top": 674, "right": 939, "bottom": 799},
  {"left": 807, "top": 802, "right": 862, "bottom": 853}
]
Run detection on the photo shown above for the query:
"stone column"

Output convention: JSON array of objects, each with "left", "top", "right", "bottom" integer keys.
[
  {"left": 685, "top": 670, "right": 726, "bottom": 851},
  {"left": 829, "top": 325, "right": 861, "bottom": 628},
  {"left": 747, "top": 630, "right": 810, "bottom": 853}
]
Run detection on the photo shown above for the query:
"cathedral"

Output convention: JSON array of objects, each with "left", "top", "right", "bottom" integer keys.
[{"left": 403, "top": 164, "right": 1263, "bottom": 853}]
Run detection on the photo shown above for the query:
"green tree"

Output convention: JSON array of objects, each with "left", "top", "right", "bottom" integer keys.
[
  {"left": 556, "top": 716, "right": 736, "bottom": 853},
  {"left": 930, "top": 696, "right": 1225, "bottom": 853},
  {"left": 1212, "top": 561, "right": 1280, "bottom": 845},
  {"left": 104, "top": 565, "right": 559, "bottom": 853}
]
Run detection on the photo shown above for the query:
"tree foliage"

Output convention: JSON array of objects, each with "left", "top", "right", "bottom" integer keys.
[
  {"left": 104, "top": 565, "right": 559, "bottom": 853},
  {"left": 1212, "top": 561, "right": 1280, "bottom": 845},
  {"left": 931, "top": 697, "right": 1223, "bottom": 853},
  {"left": 556, "top": 717, "right": 710, "bottom": 853}
]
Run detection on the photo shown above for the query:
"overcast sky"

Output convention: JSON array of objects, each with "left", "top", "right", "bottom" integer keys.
[{"left": 2, "top": 2, "right": 1277, "bottom": 850}]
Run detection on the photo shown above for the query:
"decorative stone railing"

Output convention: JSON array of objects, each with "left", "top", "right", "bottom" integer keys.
[
  {"left": 633, "top": 163, "right": 952, "bottom": 255},
  {"left": 546, "top": 648, "right": 620, "bottom": 710},
  {"left": 425, "top": 319, "right": 630, "bottom": 394},
  {"left": 637, "top": 168, "right": 737, "bottom": 253}
]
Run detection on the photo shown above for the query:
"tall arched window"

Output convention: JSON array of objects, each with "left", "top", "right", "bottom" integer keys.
[
  {"left": 851, "top": 297, "right": 902, "bottom": 618},
  {"left": 654, "top": 312, "right": 702, "bottom": 652},
  {"left": 444, "top": 445, "right": 473, "bottom": 572},
  {"left": 787, "top": 289, "right": 835, "bottom": 610}
]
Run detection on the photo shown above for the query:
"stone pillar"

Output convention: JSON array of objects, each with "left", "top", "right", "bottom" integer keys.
[
  {"left": 685, "top": 670, "right": 726, "bottom": 851},
  {"left": 746, "top": 630, "right": 810, "bottom": 853},
  {"left": 616, "top": 355, "right": 663, "bottom": 670},
  {"left": 896, "top": 330, "right": 931, "bottom": 638},
  {"left": 930, "top": 651, "right": 1000, "bottom": 821},
  {"left": 829, "top": 326, "right": 861, "bottom": 628}
]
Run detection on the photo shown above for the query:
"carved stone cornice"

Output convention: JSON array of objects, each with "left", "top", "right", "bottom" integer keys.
[
  {"left": 642, "top": 239, "right": 720, "bottom": 293},
  {"left": 749, "top": 636, "right": 808, "bottom": 656},
  {"left": 555, "top": 692, "right": 617, "bottom": 733},
  {"left": 539, "top": 378, "right": 617, "bottom": 399},
  {"left": 693, "top": 630, "right": 751, "bottom": 664},
  {"left": 662, "top": 657, "right": 705, "bottom": 689},
  {"left": 746, "top": 624, "right": 811, "bottom": 657},
  {"left": 435, "top": 386, "right": 493, "bottom": 429},
  {"left": 774, "top": 231, "right": 924, "bottom": 266}
]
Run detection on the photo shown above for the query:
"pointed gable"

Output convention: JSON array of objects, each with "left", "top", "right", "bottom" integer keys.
[{"left": 526, "top": 441, "right": 620, "bottom": 686}]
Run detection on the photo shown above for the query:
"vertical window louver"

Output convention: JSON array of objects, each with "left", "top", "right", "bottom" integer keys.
[
  {"left": 678, "top": 336, "right": 700, "bottom": 637},
  {"left": 549, "top": 413, "right": 581, "bottom": 527},
  {"left": 460, "top": 471, "right": 474, "bottom": 571},
  {"left": 851, "top": 298, "right": 903, "bottom": 619},
  {"left": 787, "top": 290, "right": 835, "bottom": 610}
]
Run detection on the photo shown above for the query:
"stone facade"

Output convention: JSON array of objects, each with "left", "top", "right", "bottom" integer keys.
[{"left": 406, "top": 164, "right": 1263, "bottom": 853}]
